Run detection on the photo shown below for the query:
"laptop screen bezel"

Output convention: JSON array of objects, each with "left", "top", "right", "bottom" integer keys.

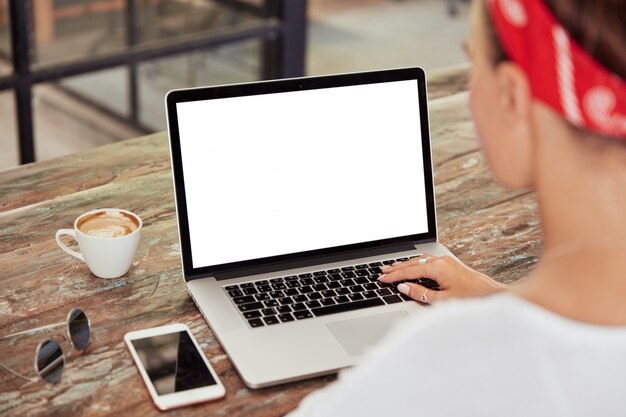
[{"left": 166, "top": 67, "right": 437, "bottom": 280}]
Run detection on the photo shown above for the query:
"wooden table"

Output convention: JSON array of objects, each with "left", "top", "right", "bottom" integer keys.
[{"left": 0, "top": 65, "right": 542, "bottom": 417}]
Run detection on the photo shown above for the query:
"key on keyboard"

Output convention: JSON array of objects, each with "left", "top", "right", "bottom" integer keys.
[
  {"left": 226, "top": 256, "right": 426, "bottom": 327},
  {"left": 311, "top": 298, "right": 385, "bottom": 317}
]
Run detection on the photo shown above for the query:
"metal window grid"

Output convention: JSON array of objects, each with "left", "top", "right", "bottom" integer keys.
[{"left": 0, "top": 0, "right": 307, "bottom": 164}]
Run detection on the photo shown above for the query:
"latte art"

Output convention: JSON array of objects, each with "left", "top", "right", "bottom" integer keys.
[{"left": 78, "top": 210, "right": 139, "bottom": 238}]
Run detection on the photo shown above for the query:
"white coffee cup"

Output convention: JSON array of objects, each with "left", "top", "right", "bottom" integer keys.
[{"left": 55, "top": 208, "right": 142, "bottom": 279}]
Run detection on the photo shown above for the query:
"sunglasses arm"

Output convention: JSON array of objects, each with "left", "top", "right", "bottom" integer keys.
[
  {"left": 0, "top": 363, "right": 38, "bottom": 383},
  {"left": 0, "top": 321, "right": 65, "bottom": 340}
]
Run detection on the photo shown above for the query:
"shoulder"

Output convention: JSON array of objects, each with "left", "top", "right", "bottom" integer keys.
[
  {"left": 391, "top": 293, "right": 527, "bottom": 345},
  {"left": 403, "top": 292, "right": 626, "bottom": 345},
  {"left": 349, "top": 293, "right": 530, "bottom": 377},
  {"left": 309, "top": 294, "right": 541, "bottom": 416},
  {"left": 291, "top": 294, "right": 626, "bottom": 417},
  {"left": 374, "top": 292, "right": 626, "bottom": 368}
]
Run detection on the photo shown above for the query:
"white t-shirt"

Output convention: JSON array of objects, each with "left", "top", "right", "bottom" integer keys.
[{"left": 288, "top": 293, "right": 626, "bottom": 417}]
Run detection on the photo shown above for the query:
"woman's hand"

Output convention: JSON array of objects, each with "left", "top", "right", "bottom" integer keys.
[{"left": 379, "top": 254, "right": 506, "bottom": 304}]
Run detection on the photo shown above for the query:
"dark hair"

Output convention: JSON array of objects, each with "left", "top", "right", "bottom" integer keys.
[
  {"left": 485, "top": 3, "right": 509, "bottom": 64},
  {"left": 487, "top": 0, "right": 626, "bottom": 79}
]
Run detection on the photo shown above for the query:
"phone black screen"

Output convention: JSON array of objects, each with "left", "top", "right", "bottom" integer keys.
[{"left": 131, "top": 330, "right": 217, "bottom": 395}]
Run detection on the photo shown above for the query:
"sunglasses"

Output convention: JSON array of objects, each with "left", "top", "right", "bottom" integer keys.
[{"left": 0, "top": 308, "right": 90, "bottom": 384}]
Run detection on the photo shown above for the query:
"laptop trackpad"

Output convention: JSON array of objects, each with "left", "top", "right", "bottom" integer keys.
[{"left": 326, "top": 311, "right": 409, "bottom": 357}]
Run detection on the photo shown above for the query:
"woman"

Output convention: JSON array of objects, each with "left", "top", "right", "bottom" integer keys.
[{"left": 288, "top": 0, "right": 626, "bottom": 415}]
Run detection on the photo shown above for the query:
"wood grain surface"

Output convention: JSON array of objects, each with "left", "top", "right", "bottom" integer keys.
[{"left": 0, "top": 67, "right": 540, "bottom": 417}]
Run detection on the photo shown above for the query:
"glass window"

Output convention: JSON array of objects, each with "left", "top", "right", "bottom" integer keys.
[
  {"left": 29, "top": 0, "right": 262, "bottom": 69},
  {"left": 58, "top": 67, "right": 129, "bottom": 117},
  {"left": 33, "top": 81, "right": 140, "bottom": 162},
  {"left": 138, "top": 39, "right": 261, "bottom": 131},
  {"left": 0, "top": 91, "right": 18, "bottom": 169},
  {"left": 0, "top": 0, "right": 11, "bottom": 75}
]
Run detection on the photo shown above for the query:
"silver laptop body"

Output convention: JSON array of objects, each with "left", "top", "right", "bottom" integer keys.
[{"left": 166, "top": 67, "right": 455, "bottom": 388}]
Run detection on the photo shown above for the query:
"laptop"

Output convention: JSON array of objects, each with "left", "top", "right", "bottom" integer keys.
[{"left": 165, "top": 67, "right": 455, "bottom": 388}]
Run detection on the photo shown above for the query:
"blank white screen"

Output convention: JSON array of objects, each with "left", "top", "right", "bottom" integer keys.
[{"left": 176, "top": 80, "right": 429, "bottom": 268}]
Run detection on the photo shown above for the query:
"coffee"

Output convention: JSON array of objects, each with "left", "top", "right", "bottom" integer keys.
[
  {"left": 77, "top": 209, "right": 139, "bottom": 238},
  {"left": 57, "top": 208, "right": 143, "bottom": 278}
]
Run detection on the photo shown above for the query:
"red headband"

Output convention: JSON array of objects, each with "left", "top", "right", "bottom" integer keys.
[{"left": 488, "top": 0, "right": 626, "bottom": 139}]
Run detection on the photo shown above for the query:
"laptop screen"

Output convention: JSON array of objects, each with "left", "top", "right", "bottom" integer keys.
[{"left": 175, "top": 78, "right": 430, "bottom": 269}]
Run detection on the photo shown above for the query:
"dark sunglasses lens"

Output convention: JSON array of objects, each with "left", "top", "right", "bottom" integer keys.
[
  {"left": 68, "top": 308, "right": 90, "bottom": 351},
  {"left": 36, "top": 339, "right": 64, "bottom": 384}
]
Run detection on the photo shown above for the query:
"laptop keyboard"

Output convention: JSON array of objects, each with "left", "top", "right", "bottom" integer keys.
[{"left": 223, "top": 257, "right": 441, "bottom": 328}]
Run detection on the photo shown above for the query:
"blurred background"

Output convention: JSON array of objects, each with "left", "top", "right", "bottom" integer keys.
[{"left": 0, "top": 0, "right": 470, "bottom": 171}]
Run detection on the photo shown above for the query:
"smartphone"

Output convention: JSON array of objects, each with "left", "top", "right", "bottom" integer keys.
[{"left": 124, "top": 323, "right": 225, "bottom": 410}]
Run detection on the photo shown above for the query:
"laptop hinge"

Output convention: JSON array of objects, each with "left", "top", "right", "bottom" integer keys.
[{"left": 188, "top": 242, "right": 423, "bottom": 282}]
